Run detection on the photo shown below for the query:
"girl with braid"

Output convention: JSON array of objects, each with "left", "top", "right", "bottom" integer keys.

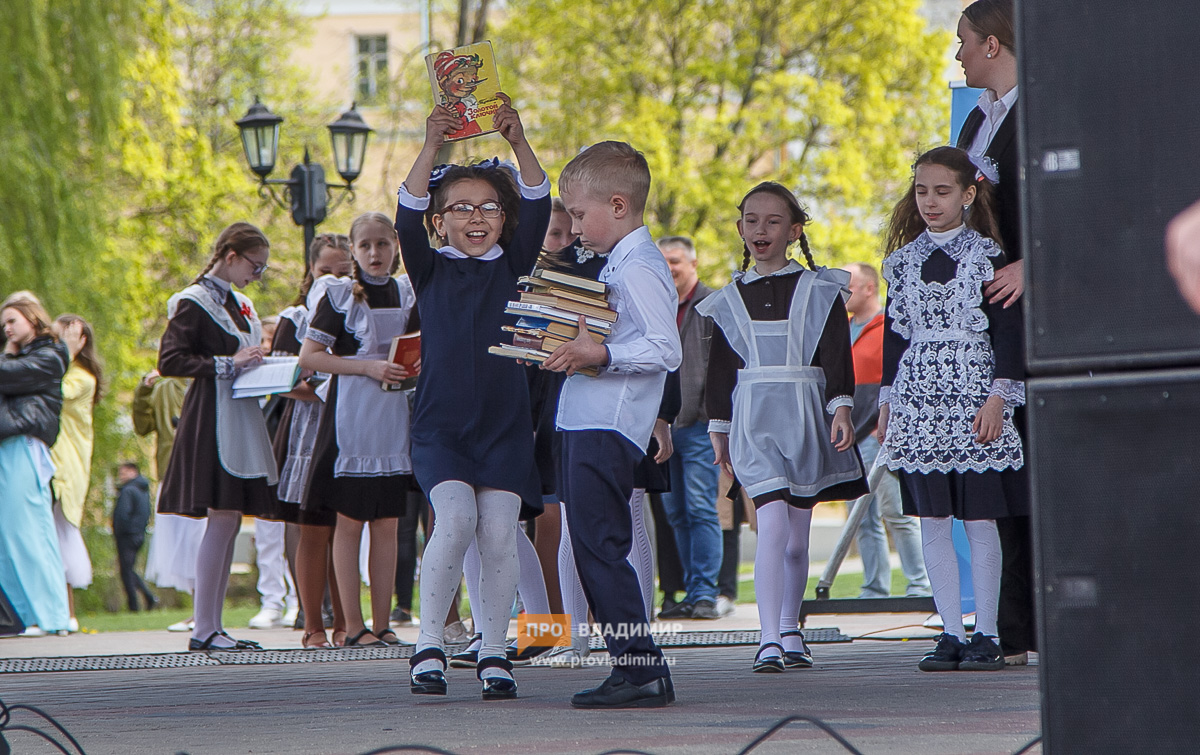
[{"left": 699, "top": 182, "right": 867, "bottom": 673}]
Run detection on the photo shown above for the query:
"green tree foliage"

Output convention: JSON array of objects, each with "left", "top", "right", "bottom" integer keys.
[{"left": 497, "top": 0, "right": 949, "bottom": 279}]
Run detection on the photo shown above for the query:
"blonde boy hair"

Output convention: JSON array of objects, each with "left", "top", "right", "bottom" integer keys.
[{"left": 558, "top": 141, "right": 651, "bottom": 213}]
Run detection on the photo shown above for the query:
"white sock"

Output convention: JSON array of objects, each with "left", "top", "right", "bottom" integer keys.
[
  {"left": 921, "top": 517, "right": 966, "bottom": 641},
  {"left": 192, "top": 509, "right": 241, "bottom": 648},
  {"left": 753, "top": 501, "right": 789, "bottom": 659},
  {"left": 557, "top": 507, "right": 591, "bottom": 643},
  {"left": 627, "top": 488, "right": 654, "bottom": 618},
  {"left": 963, "top": 519, "right": 1002, "bottom": 639},
  {"left": 778, "top": 506, "right": 812, "bottom": 653},
  {"left": 515, "top": 524, "right": 551, "bottom": 616},
  {"left": 417, "top": 481, "right": 478, "bottom": 653},
  {"left": 473, "top": 488, "right": 521, "bottom": 663}
]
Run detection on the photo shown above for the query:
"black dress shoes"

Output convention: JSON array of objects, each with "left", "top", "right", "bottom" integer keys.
[
  {"left": 478, "top": 656, "right": 518, "bottom": 700},
  {"left": 410, "top": 647, "right": 448, "bottom": 695},
  {"left": 571, "top": 674, "right": 675, "bottom": 709}
]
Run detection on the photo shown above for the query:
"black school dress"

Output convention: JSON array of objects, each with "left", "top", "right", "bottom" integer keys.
[
  {"left": 157, "top": 278, "right": 279, "bottom": 518},
  {"left": 301, "top": 273, "right": 418, "bottom": 522},
  {"left": 395, "top": 182, "right": 550, "bottom": 512}
]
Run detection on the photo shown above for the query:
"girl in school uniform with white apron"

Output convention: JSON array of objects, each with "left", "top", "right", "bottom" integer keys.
[
  {"left": 299, "top": 212, "right": 419, "bottom": 649},
  {"left": 157, "top": 222, "right": 279, "bottom": 652},
  {"left": 270, "top": 234, "right": 353, "bottom": 648},
  {"left": 700, "top": 183, "right": 868, "bottom": 673}
]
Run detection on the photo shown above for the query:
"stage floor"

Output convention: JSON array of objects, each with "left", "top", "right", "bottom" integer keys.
[{"left": 0, "top": 616, "right": 1040, "bottom": 755}]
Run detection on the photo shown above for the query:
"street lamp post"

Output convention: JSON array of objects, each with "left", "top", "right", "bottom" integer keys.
[{"left": 235, "top": 97, "right": 373, "bottom": 264}]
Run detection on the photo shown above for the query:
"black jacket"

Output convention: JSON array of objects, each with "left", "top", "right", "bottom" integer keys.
[
  {"left": 956, "top": 101, "right": 1021, "bottom": 260},
  {"left": 113, "top": 475, "right": 152, "bottom": 536},
  {"left": 0, "top": 335, "right": 70, "bottom": 447}
]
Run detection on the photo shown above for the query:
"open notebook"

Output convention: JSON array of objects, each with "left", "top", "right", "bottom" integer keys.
[{"left": 231, "top": 357, "right": 301, "bottom": 399}]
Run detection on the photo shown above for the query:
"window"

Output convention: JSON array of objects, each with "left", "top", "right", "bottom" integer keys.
[{"left": 355, "top": 35, "right": 388, "bottom": 103}]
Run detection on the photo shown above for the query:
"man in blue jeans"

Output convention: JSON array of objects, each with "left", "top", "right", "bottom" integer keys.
[{"left": 657, "top": 236, "right": 723, "bottom": 619}]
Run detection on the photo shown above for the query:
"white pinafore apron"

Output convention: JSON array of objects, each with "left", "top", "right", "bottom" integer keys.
[
  {"left": 700, "top": 269, "right": 863, "bottom": 500},
  {"left": 167, "top": 286, "right": 278, "bottom": 484},
  {"left": 330, "top": 300, "right": 412, "bottom": 478}
]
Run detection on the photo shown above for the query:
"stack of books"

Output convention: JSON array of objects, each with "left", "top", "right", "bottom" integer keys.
[{"left": 488, "top": 267, "right": 617, "bottom": 377}]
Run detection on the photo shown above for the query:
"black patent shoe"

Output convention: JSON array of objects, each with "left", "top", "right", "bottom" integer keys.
[
  {"left": 449, "top": 634, "right": 482, "bottom": 668},
  {"left": 478, "top": 655, "right": 517, "bottom": 700},
  {"left": 571, "top": 674, "right": 674, "bottom": 709},
  {"left": 409, "top": 647, "right": 448, "bottom": 695},
  {"left": 919, "top": 632, "right": 966, "bottom": 672},
  {"left": 958, "top": 633, "right": 1005, "bottom": 671},
  {"left": 188, "top": 631, "right": 262, "bottom": 652},
  {"left": 781, "top": 630, "right": 813, "bottom": 669},
  {"left": 752, "top": 642, "right": 786, "bottom": 673}
]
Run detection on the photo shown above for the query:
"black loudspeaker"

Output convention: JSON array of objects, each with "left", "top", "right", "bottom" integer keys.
[
  {"left": 1019, "top": 0, "right": 1200, "bottom": 373},
  {"left": 1028, "top": 369, "right": 1200, "bottom": 753},
  {"left": 0, "top": 584, "right": 24, "bottom": 637}
]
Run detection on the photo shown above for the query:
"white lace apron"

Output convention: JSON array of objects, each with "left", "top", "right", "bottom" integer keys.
[
  {"left": 699, "top": 269, "right": 864, "bottom": 499},
  {"left": 168, "top": 285, "right": 278, "bottom": 484}
]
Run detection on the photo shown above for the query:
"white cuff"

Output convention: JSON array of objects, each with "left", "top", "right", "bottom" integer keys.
[
  {"left": 305, "top": 329, "right": 337, "bottom": 348},
  {"left": 214, "top": 356, "right": 236, "bottom": 380},
  {"left": 398, "top": 183, "right": 431, "bottom": 211},
  {"left": 989, "top": 378, "right": 1025, "bottom": 407},
  {"left": 708, "top": 420, "right": 732, "bottom": 434},
  {"left": 826, "top": 396, "right": 854, "bottom": 415},
  {"left": 878, "top": 385, "right": 891, "bottom": 406},
  {"left": 518, "top": 173, "right": 551, "bottom": 200}
]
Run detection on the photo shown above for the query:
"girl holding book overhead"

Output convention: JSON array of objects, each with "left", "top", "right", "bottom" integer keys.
[
  {"left": 878, "top": 146, "right": 1026, "bottom": 672},
  {"left": 270, "top": 233, "right": 353, "bottom": 648},
  {"left": 298, "top": 213, "right": 418, "bottom": 649},
  {"left": 700, "top": 182, "right": 868, "bottom": 673},
  {"left": 157, "top": 222, "right": 278, "bottom": 652},
  {"left": 396, "top": 93, "right": 550, "bottom": 700}
]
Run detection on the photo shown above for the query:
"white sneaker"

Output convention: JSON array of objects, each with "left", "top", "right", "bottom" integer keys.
[
  {"left": 282, "top": 606, "right": 299, "bottom": 628},
  {"left": 539, "top": 641, "right": 591, "bottom": 668},
  {"left": 715, "top": 595, "right": 736, "bottom": 618},
  {"left": 19, "top": 626, "right": 47, "bottom": 638},
  {"left": 67, "top": 617, "right": 80, "bottom": 633},
  {"left": 167, "top": 619, "right": 195, "bottom": 633},
  {"left": 443, "top": 620, "right": 470, "bottom": 645},
  {"left": 248, "top": 607, "right": 284, "bottom": 629}
]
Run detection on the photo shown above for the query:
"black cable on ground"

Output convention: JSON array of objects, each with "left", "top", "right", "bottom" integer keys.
[
  {"left": 735, "top": 715, "right": 865, "bottom": 754},
  {"left": 0, "top": 697, "right": 86, "bottom": 755},
  {"left": 1012, "top": 735, "right": 1042, "bottom": 754}
]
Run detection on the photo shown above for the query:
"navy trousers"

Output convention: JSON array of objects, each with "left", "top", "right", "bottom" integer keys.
[{"left": 559, "top": 429, "right": 670, "bottom": 685}]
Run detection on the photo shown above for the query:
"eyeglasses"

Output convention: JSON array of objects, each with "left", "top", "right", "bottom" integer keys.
[
  {"left": 440, "top": 201, "right": 503, "bottom": 219},
  {"left": 237, "top": 252, "right": 270, "bottom": 275}
]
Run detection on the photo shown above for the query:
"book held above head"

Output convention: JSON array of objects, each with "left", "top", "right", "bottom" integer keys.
[{"left": 425, "top": 41, "right": 503, "bottom": 142}]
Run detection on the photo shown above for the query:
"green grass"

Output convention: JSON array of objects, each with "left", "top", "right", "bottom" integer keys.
[
  {"left": 75, "top": 604, "right": 261, "bottom": 634},
  {"left": 734, "top": 568, "right": 912, "bottom": 605}
]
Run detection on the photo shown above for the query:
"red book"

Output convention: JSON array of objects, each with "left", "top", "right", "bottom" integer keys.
[{"left": 383, "top": 332, "right": 421, "bottom": 391}]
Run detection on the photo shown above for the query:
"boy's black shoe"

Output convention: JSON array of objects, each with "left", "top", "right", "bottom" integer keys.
[
  {"left": 918, "top": 633, "right": 966, "bottom": 672},
  {"left": 571, "top": 674, "right": 674, "bottom": 709},
  {"left": 958, "top": 633, "right": 1005, "bottom": 671}
]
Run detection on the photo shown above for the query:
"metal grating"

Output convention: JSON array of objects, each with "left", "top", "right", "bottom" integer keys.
[{"left": 0, "top": 629, "right": 850, "bottom": 674}]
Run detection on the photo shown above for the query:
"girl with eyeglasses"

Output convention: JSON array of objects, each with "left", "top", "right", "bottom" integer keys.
[
  {"left": 395, "top": 93, "right": 550, "bottom": 700},
  {"left": 156, "top": 222, "right": 281, "bottom": 652}
]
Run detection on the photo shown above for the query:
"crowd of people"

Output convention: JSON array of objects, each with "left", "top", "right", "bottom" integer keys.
[{"left": 0, "top": 0, "right": 1036, "bottom": 708}]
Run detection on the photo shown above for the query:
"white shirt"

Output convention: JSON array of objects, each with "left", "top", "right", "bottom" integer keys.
[
  {"left": 556, "top": 226, "right": 683, "bottom": 451},
  {"left": 967, "top": 85, "right": 1019, "bottom": 158}
]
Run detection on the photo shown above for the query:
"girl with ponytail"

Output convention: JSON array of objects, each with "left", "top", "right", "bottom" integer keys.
[
  {"left": 157, "top": 221, "right": 279, "bottom": 652},
  {"left": 698, "top": 181, "right": 867, "bottom": 673}
]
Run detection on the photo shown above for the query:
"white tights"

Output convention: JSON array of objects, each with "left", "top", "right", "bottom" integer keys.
[
  {"left": 191, "top": 509, "right": 242, "bottom": 648},
  {"left": 920, "top": 517, "right": 1001, "bottom": 641},
  {"left": 462, "top": 523, "right": 551, "bottom": 646},
  {"left": 415, "top": 481, "right": 520, "bottom": 676},
  {"left": 558, "top": 488, "right": 654, "bottom": 644},
  {"left": 753, "top": 501, "right": 813, "bottom": 659}
]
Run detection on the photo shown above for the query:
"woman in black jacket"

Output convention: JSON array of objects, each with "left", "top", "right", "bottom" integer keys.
[{"left": 0, "top": 294, "right": 71, "bottom": 635}]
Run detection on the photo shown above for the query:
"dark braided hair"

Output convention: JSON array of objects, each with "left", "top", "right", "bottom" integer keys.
[
  {"left": 292, "top": 233, "right": 352, "bottom": 307},
  {"left": 191, "top": 222, "right": 270, "bottom": 285},
  {"left": 737, "top": 181, "right": 816, "bottom": 272}
]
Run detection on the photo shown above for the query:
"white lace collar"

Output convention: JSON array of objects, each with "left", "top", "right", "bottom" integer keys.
[
  {"left": 437, "top": 244, "right": 503, "bottom": 261},
  {"left": 359, "top": 270, "right": 392, "bottom": 286},
  {"left": 919, "top": 227, "right": 979, "bottom": 261},
  {"left": 739, "top": 259, "right": 803, "bottom": 284}
]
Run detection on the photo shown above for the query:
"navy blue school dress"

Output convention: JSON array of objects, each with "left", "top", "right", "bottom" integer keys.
[{"left": 395, "top": 178, "right": 551, "bottom": 513}]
